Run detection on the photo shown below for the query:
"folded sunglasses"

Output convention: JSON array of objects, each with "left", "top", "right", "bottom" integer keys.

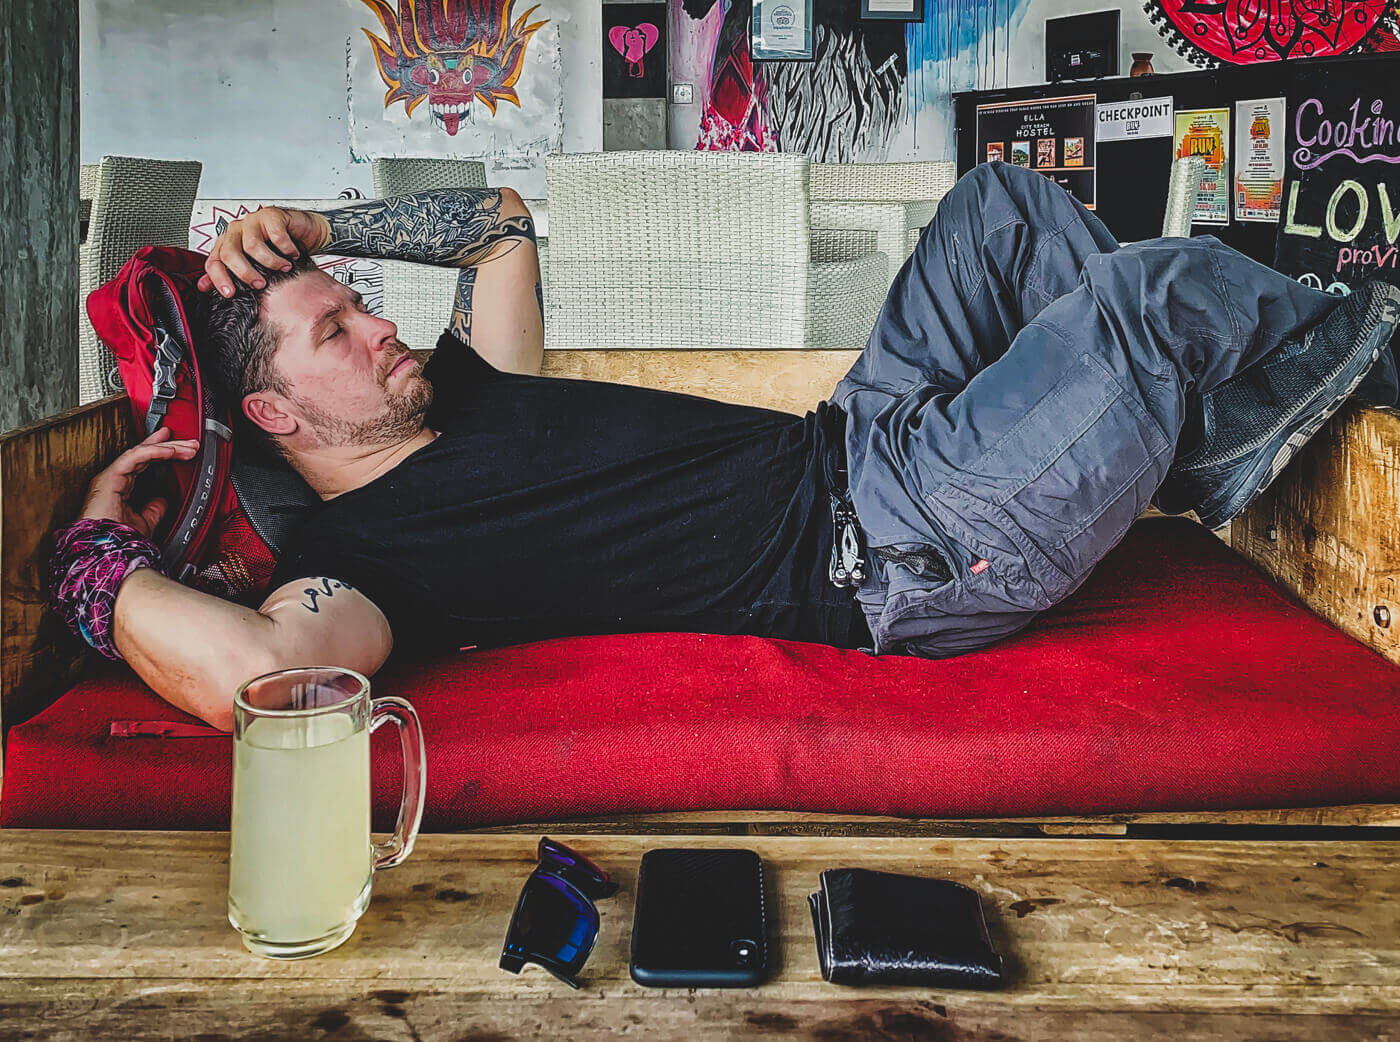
[{"left": 499, "top": 837, "right": 620, "bottom": 988}]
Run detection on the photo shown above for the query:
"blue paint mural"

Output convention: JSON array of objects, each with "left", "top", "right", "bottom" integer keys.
[{"left": 673, "top": 0, "right": 1024, "bottom": 160}]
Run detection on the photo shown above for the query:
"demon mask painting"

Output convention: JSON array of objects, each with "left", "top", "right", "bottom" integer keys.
[{"left": 359, "top": 0, "right": 549, "bottom": 134}]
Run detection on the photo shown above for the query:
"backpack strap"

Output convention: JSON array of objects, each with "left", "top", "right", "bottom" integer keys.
[{"left": 147, "top": 277, "right": 232, "bottom": 583}]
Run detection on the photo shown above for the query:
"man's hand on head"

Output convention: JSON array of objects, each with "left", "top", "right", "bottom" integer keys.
[
  {"left": 80, "top": 427, "right": 200, "bottom": 539},
  {"left": 198, "top": 206, "right": 332, "bottom": 298}
]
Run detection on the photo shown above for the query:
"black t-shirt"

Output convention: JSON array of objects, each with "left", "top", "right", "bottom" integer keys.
[{"left": 271, "top": 332, "right": 869, "bottom": 656}]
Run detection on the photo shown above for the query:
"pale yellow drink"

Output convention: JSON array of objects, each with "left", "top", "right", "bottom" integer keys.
[{"left": 228, "top": 711, "right": 372, "bottom": 954}]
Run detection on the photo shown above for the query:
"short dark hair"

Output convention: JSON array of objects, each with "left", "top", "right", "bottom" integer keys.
[
  {"left": 203, "top": 253, "right": 320, "bottom": 407},
  {"left": 202, "top": 253, "right": 318, "bottom": 454}
]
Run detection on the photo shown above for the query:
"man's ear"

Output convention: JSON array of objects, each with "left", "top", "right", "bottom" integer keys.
[{"left": 242, "top": 392, "right": 298, "bottom": 437}]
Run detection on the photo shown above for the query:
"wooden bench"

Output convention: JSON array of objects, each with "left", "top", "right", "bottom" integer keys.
[{"left": 4, "top": 348, "right": 1398, "bottom": 831}]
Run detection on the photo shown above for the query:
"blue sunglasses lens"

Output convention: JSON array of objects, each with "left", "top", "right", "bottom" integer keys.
[{"left": 508, "top": 873, "right": 599, "bottom": 972}]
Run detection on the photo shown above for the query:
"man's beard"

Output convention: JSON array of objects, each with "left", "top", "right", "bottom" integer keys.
[{"left": 294, "top": 349, "right": 434, "bottom": 448}]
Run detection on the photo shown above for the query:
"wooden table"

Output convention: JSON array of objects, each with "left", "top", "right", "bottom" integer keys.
[{"left": 2, "top": 831, "right": 1398, "bottom": 1040}]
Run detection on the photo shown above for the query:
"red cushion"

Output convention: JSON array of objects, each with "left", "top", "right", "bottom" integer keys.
[{"left": 5, "top": 518, "right": 1399, "bottom": 830}]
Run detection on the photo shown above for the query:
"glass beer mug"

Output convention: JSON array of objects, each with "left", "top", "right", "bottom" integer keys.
[{"left": 228, "top": 667, "right": 425, "bottom": 959}]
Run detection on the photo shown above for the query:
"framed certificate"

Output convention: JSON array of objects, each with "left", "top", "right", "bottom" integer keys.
[
  {"left": 861, "top": 0, "right": 925, "bottom": 19},
  {"left": 751, "top": 0, "right": 813, "bottom": 61}
]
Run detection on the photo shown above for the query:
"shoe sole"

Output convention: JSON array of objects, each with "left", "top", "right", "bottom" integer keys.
[{"left": 1194, "top": 291, "right": 1400, "bottom": 530}]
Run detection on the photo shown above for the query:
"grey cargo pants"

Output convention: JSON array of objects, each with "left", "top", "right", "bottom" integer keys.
[{"left": 831, "top": 162, "right": 1338, "bottom": 657}]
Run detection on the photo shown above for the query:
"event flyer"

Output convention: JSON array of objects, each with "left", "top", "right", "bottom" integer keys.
[
  {"left": 1234, "top": 98, "right": 1285, "bottom": 222},
  {"left": 1175, "top": 108, "right": 1231, "bottom": 225},
  {"left": 975, "top": 94, "right": 1097, "bottom": 209}
]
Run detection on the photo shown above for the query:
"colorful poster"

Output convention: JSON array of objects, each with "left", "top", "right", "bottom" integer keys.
[
  {"left": 1096, "top": 98, "right": 1174, "bottom": 142},
  {"left": 976, "top": 94, "right": 1097, "bottom": 208},
  {"left": 604, "top": 3, "right": 667, "bottom": 99},
  {"left": 1275, "top": 71, "right": 1400, "bottom": 295},
  {"left": 1234, "top": 98, "right": 1285, "bottom": 222},
  {"left": 1175, "top": 108, "right": 1231, "bottom": 225}
]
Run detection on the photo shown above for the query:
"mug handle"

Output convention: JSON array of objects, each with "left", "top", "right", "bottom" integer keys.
[{"left": 369, "top": 696, "right": 426, "bottom": 870}]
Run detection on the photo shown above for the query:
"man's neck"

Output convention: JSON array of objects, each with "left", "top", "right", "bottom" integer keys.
[{"left": 293, "top": 427, "right": 440, "bottom": 500}]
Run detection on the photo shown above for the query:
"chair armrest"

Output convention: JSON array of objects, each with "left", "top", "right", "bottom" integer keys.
[
  {"left": 811, "top": 201, "right": 906, "bottom": 267},
  {"left": 1230, "top": 403, "right": 1400, "bottom": 665},
  {"left": 1, "top": 396, "right": 135, "bottom": 744},
  {"left": 807, "top": 252, "right": 890, "bottom": 349}
]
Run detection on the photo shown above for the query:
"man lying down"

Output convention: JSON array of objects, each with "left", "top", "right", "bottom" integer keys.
[{"left": 52, "top": 164, "right": 1400, "bottom": 732}]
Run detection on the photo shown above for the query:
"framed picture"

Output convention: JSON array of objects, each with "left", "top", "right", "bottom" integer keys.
[
  {"left": 860, "top": 0, "right": 925, "bottom": 20},
  {"left": 751, "top": 0, "right": 814, "bottom": 61}
]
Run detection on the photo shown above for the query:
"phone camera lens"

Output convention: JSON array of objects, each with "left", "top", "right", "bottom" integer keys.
[{"left": 731, "top": 939, "right": 758, "bottom": 966}]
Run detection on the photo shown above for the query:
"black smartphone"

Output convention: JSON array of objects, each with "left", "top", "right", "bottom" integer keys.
[{"left": 629, "top": 848, "right": 770, "bottom": 988}]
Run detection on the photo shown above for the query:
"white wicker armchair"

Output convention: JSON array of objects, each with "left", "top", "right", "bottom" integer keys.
[
  {"left": 544, "top": 151, "right": 888, "bottom": 351},
  {"left": 371, "top": 159, "right": 490, "bottom": 351},
  {"left": 78, "top": 156, "right": 203, "bottom": 403},
  {"left": 809, "top": 160, "right": 958, "bottom": 263},
  {"left": 370, "top": 158, "right": 488, "bottom": 197}
]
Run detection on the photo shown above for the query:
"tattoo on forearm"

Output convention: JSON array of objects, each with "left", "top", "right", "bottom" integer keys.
[
  {"left": 535, "top": 281, "right": 544, "bottom": 321},
  {"left": 317, "top": 189, "right": 536, "bottom": 267},
  {"left": 450, "top": 268, "right": 478, "bottom": 343},
  {"left": 301, "top": 577, "right": 355, "bottom": 614}
]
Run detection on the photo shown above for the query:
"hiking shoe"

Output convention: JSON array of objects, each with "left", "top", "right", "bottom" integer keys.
[{"left": 1154, "top": 279, "right": 1400, "bottom": 530}]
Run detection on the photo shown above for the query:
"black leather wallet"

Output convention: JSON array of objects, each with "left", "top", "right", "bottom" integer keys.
[{"left": 808, "top": 868, "right": 1005, "bottom": 988}]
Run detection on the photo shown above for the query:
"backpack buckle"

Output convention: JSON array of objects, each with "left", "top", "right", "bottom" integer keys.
[{"left": 146, "top": 327, "right": 182, "bottom": 433}]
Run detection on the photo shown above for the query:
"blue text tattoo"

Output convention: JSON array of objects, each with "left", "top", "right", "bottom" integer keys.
[{"left": 301, "top": 578, "right": 355, "bottom": 614}]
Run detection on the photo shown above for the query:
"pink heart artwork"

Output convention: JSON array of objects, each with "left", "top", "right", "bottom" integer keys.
[{"left": 608, "top": 23, "right": 660, "bottom": 78}]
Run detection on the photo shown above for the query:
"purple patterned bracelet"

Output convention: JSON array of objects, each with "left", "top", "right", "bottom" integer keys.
[{"left": 49, "top": 518, "right": 161, "bottom": 660}]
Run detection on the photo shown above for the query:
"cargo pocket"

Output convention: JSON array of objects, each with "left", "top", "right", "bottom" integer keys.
[{"left": 926, "top": 350, "right": 1170, "bottom": 609}]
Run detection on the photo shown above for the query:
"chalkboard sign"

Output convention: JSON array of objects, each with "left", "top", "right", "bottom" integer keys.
[{"left": 1274, "top": 65, "right": 1400, "bottom": 293}]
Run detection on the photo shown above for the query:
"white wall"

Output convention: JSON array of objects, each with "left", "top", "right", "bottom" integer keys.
[
  {"left": 1005, "top": 0, "right": 1195, "bottom": 87},
  {"left": 80, "top": 0, "right": 602, "bottom": 199}
]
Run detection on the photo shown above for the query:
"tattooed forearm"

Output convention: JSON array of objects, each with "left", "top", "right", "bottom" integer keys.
[
  {"left": 316, "top": 189, "right": 537, "bottom": 268},
  {"left": 450, "top": 268, "right": 478, "bottom": 343},
  {"left": 301, "top": 577, "right": 355, "bottom": 614}
]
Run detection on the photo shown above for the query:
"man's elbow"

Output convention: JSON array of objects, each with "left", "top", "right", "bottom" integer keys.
[
  {"left": 498, "top": 186, "right": 529, "bottom": 216},
  {"left": 198, "top": 645, "right": 295, "bottom": 734}
]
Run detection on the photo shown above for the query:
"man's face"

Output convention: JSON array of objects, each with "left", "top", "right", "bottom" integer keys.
[{"left": 257, "top": 269, "right": 432, "bottom": 449}]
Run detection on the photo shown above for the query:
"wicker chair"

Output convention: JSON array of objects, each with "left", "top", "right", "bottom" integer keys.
[
  {"left": 809, "top": 161, "right": 958, "bottom": 263},
  {"left": 78, "top": 156, "right": 203, "bottom": 403},
  {"left": 544, "top": 151, "right": 888, "bottom": 351}
]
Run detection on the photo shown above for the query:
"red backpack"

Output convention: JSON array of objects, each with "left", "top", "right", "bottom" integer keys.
[{"left": 85, "top": 245, "right": 315, "bottom": 602}]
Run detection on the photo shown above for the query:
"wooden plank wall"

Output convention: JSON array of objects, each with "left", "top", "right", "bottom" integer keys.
[{"left": 0, "top": 397, "right": 133, "bottom": 743}]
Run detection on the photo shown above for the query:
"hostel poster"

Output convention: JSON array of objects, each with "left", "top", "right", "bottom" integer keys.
[
  {"left": 976, "top": 94, "right": 1097, "bottom": 209},
  {"left": 1175, "top": 108, "right": 1231, "bottom": 226},
  {"left": 1274, "top": 68, "right": 1400, "bottom": 295}
]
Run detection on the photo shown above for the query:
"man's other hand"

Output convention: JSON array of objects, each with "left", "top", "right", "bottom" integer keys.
[
  {"left": 80, "top": 428, "right": 200, "bottom": 538},
  {"left": 198, "top": 205, "right": 332, "bottom": 298}
]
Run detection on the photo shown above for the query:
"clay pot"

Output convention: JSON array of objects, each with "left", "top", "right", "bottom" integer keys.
[{"left": 1130, "top": 52, "right": 1155, "bottom": 77}]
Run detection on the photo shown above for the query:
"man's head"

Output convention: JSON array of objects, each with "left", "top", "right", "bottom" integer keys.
[{"left": 204, "top": 257, "right": 432, "bottom": 461}]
